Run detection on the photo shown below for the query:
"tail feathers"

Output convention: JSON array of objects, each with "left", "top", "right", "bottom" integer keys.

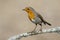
[{"left": 43, "top": 21, "right": 51, "bottom": 26}]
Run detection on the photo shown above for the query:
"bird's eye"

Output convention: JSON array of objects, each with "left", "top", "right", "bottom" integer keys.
[{"left": 27, "top": 8, "right": 29, "bottom": 10}]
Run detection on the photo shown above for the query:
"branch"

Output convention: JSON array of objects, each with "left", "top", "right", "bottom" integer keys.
[{"left": 8, "top": 27, "right": 60, "bottom": 40}]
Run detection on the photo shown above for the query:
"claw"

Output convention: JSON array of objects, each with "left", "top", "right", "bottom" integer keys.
[
  {"left": 40, "top": 29, "right": 42, "bottom": 33},
  {"left": 30, "top": 30, "right": 36, "bottom": 33}
]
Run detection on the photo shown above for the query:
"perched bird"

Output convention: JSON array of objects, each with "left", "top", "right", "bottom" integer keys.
[{"left": 23, "top": 7, "right": 51, "bottom": 32}]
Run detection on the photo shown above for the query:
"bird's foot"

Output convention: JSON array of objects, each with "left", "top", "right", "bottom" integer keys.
[
  {"left": 30, "top": 30, "right": 36, "bottom": 34},
  {"left": 39, "top": 29, "right": 42, "bottom": 33}
]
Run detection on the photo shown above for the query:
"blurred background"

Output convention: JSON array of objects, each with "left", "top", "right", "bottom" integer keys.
[{"left": 0, "top": 0, "right": 60, "bottom": 40}]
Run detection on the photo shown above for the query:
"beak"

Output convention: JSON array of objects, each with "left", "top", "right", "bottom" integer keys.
[{"left": 22, "top": 9, "right": 25, "bottom": 11}]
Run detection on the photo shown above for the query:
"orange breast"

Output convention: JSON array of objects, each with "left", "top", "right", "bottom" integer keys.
[{"left": 28, "top": 11, "right": 35, "bottom": 20}]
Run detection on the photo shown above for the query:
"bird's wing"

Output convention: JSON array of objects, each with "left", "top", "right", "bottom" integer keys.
[
  {"left": 36, "top": 13, "right": 44, "bottom": 21},
  {"left": 36, "top": 13, "right": 51, "bottom": 26}
]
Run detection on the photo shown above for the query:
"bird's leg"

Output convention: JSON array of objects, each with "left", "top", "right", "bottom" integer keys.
[
  {"left": 31, "top": 24, "right": 37, "bottom": 33},
  {"left": 40, "top": 26, "right": 42, "bottom": 32},
  {"left": 39, "top": 24, "right": 42, "bottom": 32},
  {"left": 33, "top": 25, "right": 37, "bottom": 32}
]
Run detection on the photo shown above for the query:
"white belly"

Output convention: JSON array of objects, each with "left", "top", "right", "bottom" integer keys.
[{"left": 31, "top": 17, "right": 42, "bottom": 24}]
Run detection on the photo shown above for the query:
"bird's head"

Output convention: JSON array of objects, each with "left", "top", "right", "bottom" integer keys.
[{"left": 23, "top": 7, "right": 32, "bottom": 13}]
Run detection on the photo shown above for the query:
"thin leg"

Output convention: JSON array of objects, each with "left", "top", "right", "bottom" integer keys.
[
  {"left": 39, "top": 24, "right": 42, "bottom": 32},
  {"left": 40, "top": 26, "right": 42, "bottom": 32},
  {"left": 31, "top": 24, "right": 37, "bottom": 33},
  {"left": 33, "top": 24, "right": 37, "bottom": 31}
]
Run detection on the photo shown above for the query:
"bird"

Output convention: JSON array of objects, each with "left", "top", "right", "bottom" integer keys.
[{"left": 23, "top": 7, "right": 51, "bottom": 33}]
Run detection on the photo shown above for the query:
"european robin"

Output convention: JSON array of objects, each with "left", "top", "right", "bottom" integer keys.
[{"left": 23, "top": 7, "right": 51, "bottom": 33}]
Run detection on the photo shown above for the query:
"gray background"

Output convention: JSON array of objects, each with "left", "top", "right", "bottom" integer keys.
[{"left": 0, "top": 0, "right": 60, "bottom": 40}]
